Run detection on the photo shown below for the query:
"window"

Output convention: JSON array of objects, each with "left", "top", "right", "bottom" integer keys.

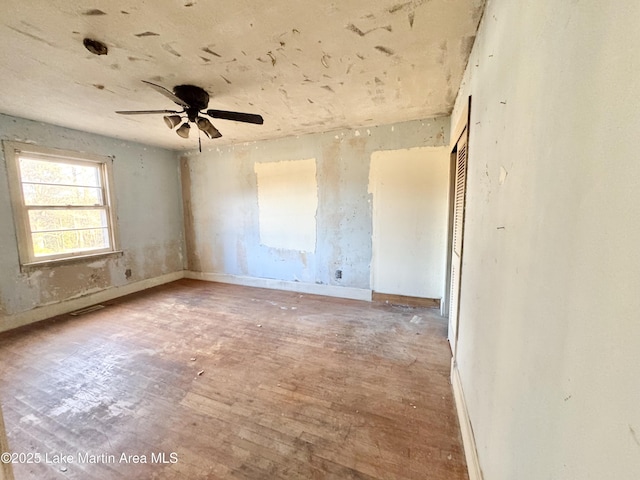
[{"left": 4, "top": 141, "right": 119, "bottom": 265}]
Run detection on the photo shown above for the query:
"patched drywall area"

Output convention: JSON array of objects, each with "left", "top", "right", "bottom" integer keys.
[
  {"left": 254, "top": 159, "right": 318, "bottom": 252},
  {"left": 451, "top": 1, "right": 640, "bottom": 479},
  {"left": 369, "top": 147, "right": 449, "bottom": 299},
  {"left": 0, "top": 114, "right": 185, "bottom": 327},
  {"left": 183, "top": 117, "right": 449, "bottom": 290}
]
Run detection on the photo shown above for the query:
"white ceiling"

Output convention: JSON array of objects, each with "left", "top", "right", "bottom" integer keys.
[{"left": 0, "top": 0, "right": 484, "bottom": 150}]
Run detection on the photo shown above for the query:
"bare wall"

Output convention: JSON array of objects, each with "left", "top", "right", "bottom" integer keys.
[
  {"left": 451, "top": 1, "right": 640, "bottom": 479},
  {"left": 369, "top": 147, "right": 450, "bottom": 298},
  {"left": 0, "top": 114, "right": 185, "bottom": 328},
  {"left": 182, "top": 118, "right": 450, "bottom": 294}
]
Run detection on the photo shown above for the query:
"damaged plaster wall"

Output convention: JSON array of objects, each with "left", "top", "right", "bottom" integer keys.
[
  {"left": 182, "top": 117, "right": 449, "bottom": 293},
  {"left": 450, "top": 1, "right": 640, "bottom": 479},
  {"left": 0, "top": 114, "right": 185, "bottom": 328}
]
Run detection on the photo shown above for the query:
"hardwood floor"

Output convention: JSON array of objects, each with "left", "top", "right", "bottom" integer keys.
[{"left": 0, "top": 279, "right": 468, "bottom": 480}]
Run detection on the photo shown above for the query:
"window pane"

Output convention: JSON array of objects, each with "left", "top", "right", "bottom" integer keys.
[
  {"left": 19, "top": 157, "right": 101, "bottom": 187},
  {"left": 32, "top": 228, "right": 110, "bottom": 257},
  {"left": 28, "top": 209, "right": 108, "bottom": 232},
  {"left": 22, "top": 184, "right": 103, "bottom": 206}
]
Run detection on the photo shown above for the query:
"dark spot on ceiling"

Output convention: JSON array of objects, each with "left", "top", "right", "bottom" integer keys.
[
  {"left": 267, "top": 51, "right": 276, "bottom": 66},
  {"left": 93, "top": 84, "right": 105, "bottom": 90},
  {"left": 72, "top": 31, "right": 80, "bottom": 34},
  {"left": 356, "top": 53, "right": 365, "bottom": 60},
  {"left": 292, "top": 28, "right": 300, "bottom": 34},
  {"left": 408, "top": 12, "right": 415, "bottom": 27},
  {"left": 110, "top": 63, "right": 120, "bottom": 70},
  {"left": 128, "top": 56, "right": 149, "bottom": 62},
  {"left": 279, "top": 41, "right": 285, "bottom": 47},
  {"left": 83, "top": 9, "right": 107, "bottom": 16},
  {"left": 321, "top": 85, "right": 334, "bottom": 93},
  {"left": 389, "top": 2, "right": 411, "bottom": 13},
  {"left": 200, "top": 56, "right": 211, "bottom": 63},
  {"left": 374, "top": 45, "right": 394, "bottom": 56},
  {"left": 162, "top": 43, "right": 181, "bottom": 57},
  {"left": 121, "top": 10, "right": 129, "bottom": 14},
  {"left": 202, "top": 47, "right": 221, "bottom": 57},
  {"left": 135, "top": 31, "right": 159, "bottom": 37},
  {"left": 375, "top": 77, "right": 384, "bottom": 85},
  {"left": 220, "top": 75, "right": 232, "bottom": 85},
  {"left": 83, "top": 38, "right": 108, "bottom": 55},
  {"left": 347, "top": 24, "right": 365, "bottom": 36},
  {"left": 184, "top": 1, "right": 195, "bottom": 6},
  {"left": 350, "top": 24, "right": 392, "bottom": 36}
]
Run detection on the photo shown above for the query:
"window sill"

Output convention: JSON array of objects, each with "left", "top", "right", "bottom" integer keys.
[{"left": 21, "top": 250, "right": 123, "bottom": 271}]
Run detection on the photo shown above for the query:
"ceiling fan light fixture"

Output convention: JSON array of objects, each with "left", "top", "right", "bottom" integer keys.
[
  {"left": 196, "top": 117, "right": 221, "bottom": 139},
  {"left": 176, "top": 122, "right": 191, "bottom": 138},
  {"left": 163, "top": 115, "right": 182, "bottom": 129}
]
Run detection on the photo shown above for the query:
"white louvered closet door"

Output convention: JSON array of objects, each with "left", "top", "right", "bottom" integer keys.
[{"left": 448, "top": 127, "right": 468, "bottom": 355}]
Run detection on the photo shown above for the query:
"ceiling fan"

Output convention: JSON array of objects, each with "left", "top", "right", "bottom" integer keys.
[{"left": 116, "top": 81, "right": 263, "bottom": 146}]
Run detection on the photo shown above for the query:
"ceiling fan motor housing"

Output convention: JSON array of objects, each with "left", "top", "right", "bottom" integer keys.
[{"left": 173, "top": 85, "right": 209, "bottom": 111}]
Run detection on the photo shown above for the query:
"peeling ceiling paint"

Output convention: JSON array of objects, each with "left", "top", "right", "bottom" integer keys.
[{"left": 0, "top": 0, "right": 485, "bottom": 150}]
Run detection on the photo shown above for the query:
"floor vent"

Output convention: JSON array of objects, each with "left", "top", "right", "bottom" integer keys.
[{"left": 69, "top": 304, "right": 105, "bottom": 316}]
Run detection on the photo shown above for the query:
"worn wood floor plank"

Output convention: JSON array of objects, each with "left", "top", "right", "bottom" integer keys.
[{"left": 0, "top": 279, "right": 467, "bottom": 479}]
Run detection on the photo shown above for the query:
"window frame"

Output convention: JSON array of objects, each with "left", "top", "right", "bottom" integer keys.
[{"left": 3, "top": 141, "right": 121, "bottom": 267}]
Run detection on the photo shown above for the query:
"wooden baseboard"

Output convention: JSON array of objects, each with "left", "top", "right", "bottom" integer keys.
[
  {"left": 451, "top": 359, "right": 483, "bottom": 480},
  {"left": 372, "top": 292, "right": 440, "bottom": 308},
  {"left": 185, "top": 271, "right": 372, "bottom": 301}
]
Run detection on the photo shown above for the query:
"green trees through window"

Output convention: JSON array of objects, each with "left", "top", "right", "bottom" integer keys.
[
  {"left": 4, "top": 141, "right": 118, "bottom": 264},
  {"left": 19, "top": 157, "right": 110, "bottom": 257}
]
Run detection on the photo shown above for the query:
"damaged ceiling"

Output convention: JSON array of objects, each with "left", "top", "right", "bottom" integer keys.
[{"left": 0, "top": 0, "right": 485, "bottom": 150}]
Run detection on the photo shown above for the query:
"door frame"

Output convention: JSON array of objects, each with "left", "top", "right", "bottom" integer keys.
[{"left": 443, "top": 96, "right": 471, "bottom": 356}]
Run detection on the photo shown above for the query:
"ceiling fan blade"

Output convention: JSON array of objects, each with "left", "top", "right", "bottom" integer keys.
[
  {"left": 206, "top": 109, "right": 264, "bottom": 125},
  {"left": 116, "top": 109, "right": 181, "bottom": 115},
  {"left": 141, "top": 80, "right": 190, "bottom": 108}
]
